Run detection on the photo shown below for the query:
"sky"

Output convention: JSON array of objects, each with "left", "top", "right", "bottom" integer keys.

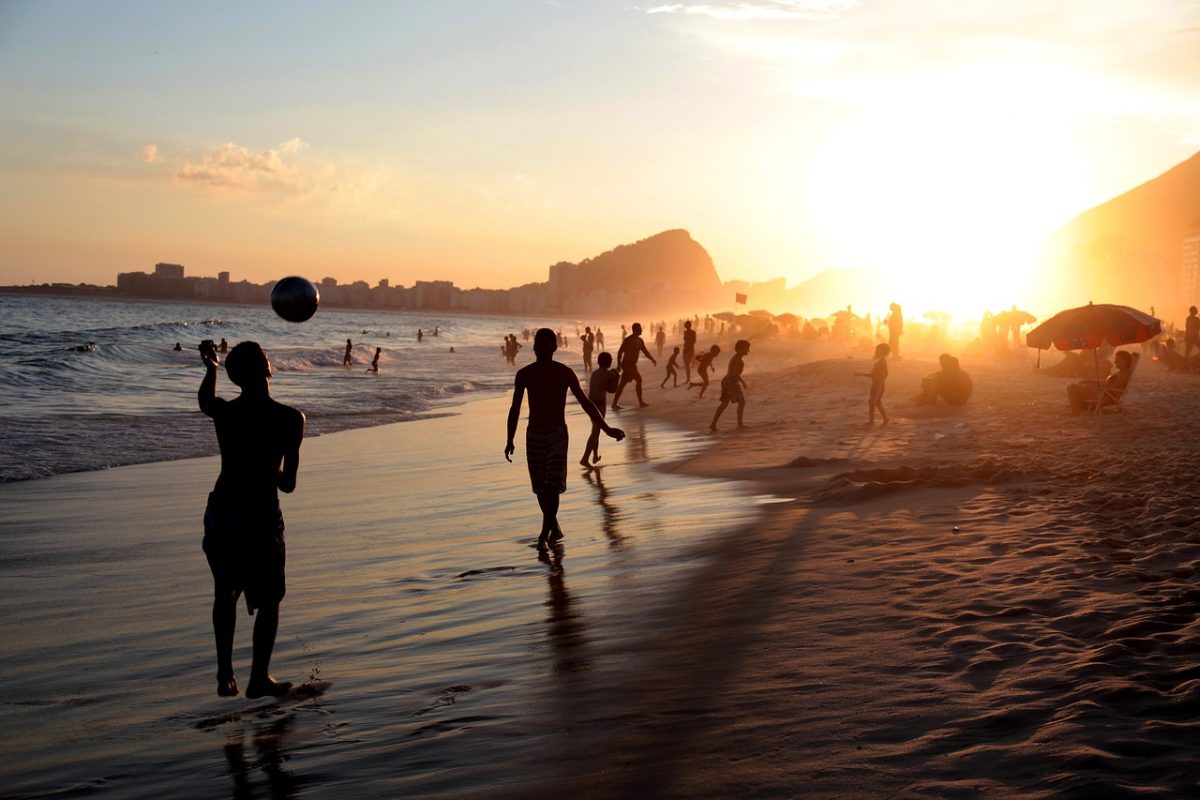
[{"left": 2, "top": 0, "right": 1199, "bottom": 313}]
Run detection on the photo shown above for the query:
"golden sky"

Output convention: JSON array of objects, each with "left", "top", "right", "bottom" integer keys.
[{"left": 2, "top": 0, "right": 1198, "bottom": 314}]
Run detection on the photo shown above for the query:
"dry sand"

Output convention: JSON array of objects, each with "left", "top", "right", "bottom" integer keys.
[
  {"left": 525, "top": 339, "right": 1200, "bottom": 798},
  {"left": 4, "top": 341, "right": 1200, "bottom": 798}
]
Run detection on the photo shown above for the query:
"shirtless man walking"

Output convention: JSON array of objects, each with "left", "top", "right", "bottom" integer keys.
[
  {"left": 611, "top": 322, "right": 657, "bottom": 410},
  {"left": 505, "top": 329, "right": 624, "bottom": 547},
  {"left": 199, "top": 340, "right": 305, "bottom": 699}
]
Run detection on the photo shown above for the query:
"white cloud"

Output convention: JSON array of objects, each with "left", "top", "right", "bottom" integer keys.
[
  {"left": 175, "top": 139, "right": 311, "bottom": 193},
  {"left": 636, "top": 0, "right": 857, "bottom": 21},
  {"left": 140, "top": 144, "right": 164, "bottom": 163}
]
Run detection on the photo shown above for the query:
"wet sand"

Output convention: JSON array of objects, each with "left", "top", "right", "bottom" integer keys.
[
  {"left": 6, "top": 346, "right": 1200, "bottom": 797},
  {"left": 0, "top": 394, "right": 759, "bottom": 798}
]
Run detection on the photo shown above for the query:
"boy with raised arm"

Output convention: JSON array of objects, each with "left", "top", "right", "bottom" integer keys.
[
  {"left": 198, "top": 340, "right": 305, "bottom": 699},
  {"left": 506, "top": 329, "right": 625, "bottom": 546}
]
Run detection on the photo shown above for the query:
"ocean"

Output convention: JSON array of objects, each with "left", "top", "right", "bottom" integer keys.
[{"left": 0, "top": 294, "right": 607, "bottom": 482}]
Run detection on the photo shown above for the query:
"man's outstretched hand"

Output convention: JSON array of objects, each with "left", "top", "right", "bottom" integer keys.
[{"left": 608, "top": 427, "right": 626, "bottom": 442}]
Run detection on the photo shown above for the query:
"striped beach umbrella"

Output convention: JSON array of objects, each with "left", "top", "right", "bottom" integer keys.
[{"left": 1026, "top": 303, "right": 1160, "bottom": 352}]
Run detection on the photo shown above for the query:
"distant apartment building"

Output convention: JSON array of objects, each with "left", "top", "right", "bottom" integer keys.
[
  {"left": 154, "top": 263, "right": 185, "bottom": 279},
  {"left": 1183, "top": 222, "right": 1200, "bottom": 307}
]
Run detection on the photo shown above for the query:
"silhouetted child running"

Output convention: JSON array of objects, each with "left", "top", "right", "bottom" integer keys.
[
  {"left": 857, "top": 342, "right": 890, "bottom": 425},
  {"left": 661, "top": 347, "right": 681, "bottom": 388},
  {"left": 688, "top": 344, "right": 721, "bottom": 398},
  {"left": 582, "top": 351, "right": 620, "bottom": 467},
  {"left": 367, "top": 347, "right": 381, "bottom": 373},
  {"left": 709, "top": 339, "right": 749, "bottom": 432},
  {"left": 506, "top": 329, "right": 624, "bottom": 547},
  {"left": 199, "top": 340, "right": 305, "bottom": 699}
]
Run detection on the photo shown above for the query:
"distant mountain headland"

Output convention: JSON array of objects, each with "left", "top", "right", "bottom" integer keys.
[{"left": 1048, "top": 150, "right": 1200, "bottom": 318}]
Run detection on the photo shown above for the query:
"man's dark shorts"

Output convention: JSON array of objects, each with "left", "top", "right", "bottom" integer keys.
[{"left": 203, "top": 493, "right": 286, "bottom": 614}]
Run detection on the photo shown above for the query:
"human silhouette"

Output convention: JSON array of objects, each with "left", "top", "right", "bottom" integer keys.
[
  {"left": 219, "top": 338, "right": 229, "bottom": 354},
  {"left": 857, "top": 342, "right": 890, "bottom": 425},
  {"left": 709, "top": 340, "right": 749, "bottom": 432},
  {"left": 582, "top": 352, "right": 619, "bottom": 467},
  {"left": 505, "top": 329, "right": 624, "bottom": 547},
  {"left": 681, "top": 320, "right": 697, "bottom": 384},
  {"left": 595, "top": 328, "right": 604, "bottom": 349},
  {"left": 367, "top": 347, "right": 381, "bottom": 373},
  {"left": 688, "top": 344, "right": 720, "bottom": 398},
  {"left": 886, "top": 303, "right": 903, "bottom": 358},
  {"left": 343, "top": 339, "right": 353, "bottom": 366},
  {"left": 174, "top": 342, "right": 182, "bottom": 351},
  {"left": 1186, "top": 306, "right": 1199, "bottom": 360},
  {"left": 581, "top": 326, "right": 595, "bottom": 373},
  {"left": 198, "top": 340, "right": 305, "bottom": 699},
  {"left": 417, "top": 329, "right": 423, "bottom": 342},
  {"left": 660, "top": 346, "right": 681, "bottom": 388},
  {"left": 611, "top": 322, "right": 657, "bottom": 410},
  {"left": 654, "top": 326, "right": 666, "bottom": 358}
]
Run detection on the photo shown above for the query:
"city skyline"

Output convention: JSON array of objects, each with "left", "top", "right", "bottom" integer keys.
[{"left": 2, "top": 1, "right": 1200, "bottom": 318}]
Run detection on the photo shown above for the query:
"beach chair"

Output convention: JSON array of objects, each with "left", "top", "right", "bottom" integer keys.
[{"left": 1096, "top": 352, "right": 1140, "bottom": 413}]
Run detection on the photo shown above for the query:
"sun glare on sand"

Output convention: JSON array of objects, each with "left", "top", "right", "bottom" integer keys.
[{"left": 808, "top": 103, "right": 1090, "bottom": 320}]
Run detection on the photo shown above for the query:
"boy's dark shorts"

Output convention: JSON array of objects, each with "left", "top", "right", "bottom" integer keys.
[
  {"left": 526, "top": 425, "right": 568, "bottom": 495},
  {"left": 203, "top": 495, "right": 286, "bottom": 614}
]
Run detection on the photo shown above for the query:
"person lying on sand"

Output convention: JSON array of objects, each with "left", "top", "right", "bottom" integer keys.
[
  {"left": 506, "top": 328, "right": 624, "bottom": 547},
  {"left": 1067, "top": 350, "right": 1133, "bottom": 415},
  {"left": 198, "top": 340, "right": 305, "bottom": 699}
]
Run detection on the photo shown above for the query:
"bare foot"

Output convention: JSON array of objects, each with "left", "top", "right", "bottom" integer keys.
[
  {"left": 737, "top": 424, "right": 749, "bottom": 430},
  {"left": 547, "top": 527, "right": 564, "bottom": 544},
  {"left": 592, "top": 453, "right": 601, "bottom": 464},
  {"left": 245, "top": 677, "right": 293, "bottom": 699},
  {"left": 579, "top": 457, "right": 592, "bottom": 468},
  {"left": 639, "top": 401, "right": 650, "bottom": 407},
  {"left": 709, "top": 425, "right": 718, "bottom": 432},
  {"left": 217, "top": 675, "right": 239, "bottom": 697},
  {"left": 611, "top": 404, "right": 623, "bottom": 411}
]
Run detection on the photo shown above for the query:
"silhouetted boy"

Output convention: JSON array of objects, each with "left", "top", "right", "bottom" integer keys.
[
  {"left": 199, "top": 341, "right": 305, "bottom": 699},
  {"left": 506, "top": 329, "right": 624, "bottom": 546},
  {"left": 709, "top": 339, "right": 749, "bottom": 432},
  {"left": 343, "top": 339, "right": 353, "bottom": 366},
  {"left": 612, "top": 322, "right": 657, "bottom": 410},
  {"left": 661, "top": 346, "right": 681, "bottom": 388},
  {"left": 688, "top": 344, "right": 721, "bottom": 398},
  {"left": 681, "top": 320, "right": 697, "bottom": 384},
  {"left": 367, "top": 347, "right": 381, "bottom": 373},
  {"left": 583, "top": 351, "right": 619, "bottom": 467}
]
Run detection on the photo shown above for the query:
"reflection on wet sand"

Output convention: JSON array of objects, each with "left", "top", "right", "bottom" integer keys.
[
  {"left": 624, "top": 418, "right": 649, "bottom": 463},
  {"left": 223, "top": 714, "right": 304, "bottom": 800},
  {"left": 539, "top": 546, "right": 589, "bottom": 678},
  {"left": 584, "top": 468, "right": 625, "bottom": 547}
]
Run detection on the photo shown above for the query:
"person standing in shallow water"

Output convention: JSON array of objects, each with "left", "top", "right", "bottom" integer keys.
[
  {"left": 343, "top": 338, "right": 353, "bottom": 366},
  {"left": 506, "top": 329, "right": 624, "bottom": 547},
  {"left": 199, "top": 340, "right": 305, "bottom": 699}
]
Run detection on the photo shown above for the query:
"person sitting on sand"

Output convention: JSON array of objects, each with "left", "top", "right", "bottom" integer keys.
[
  {"left": 343, "top": 339, "right": 353, "bottom": 366},
  {"left": 688, "top": 344, "right": 721, "bottom": 398},
  {"left": 198, "top": 340, "right": 305, "bottom": 699},
  {"left": 914, "top": 353, "right": 973, "bottom": 406},
  {"left": 367, "top": 347, "right": 381, "bottom": 373},
  {"left": 710, "top": 340, "right": 750, "bottom": 432},
  {"left": 582, "top": 352, "right": 620, "bottom": 468},
  {"left": 506, "top": 329, "right": 624, "bottom": 547},
  {"left": 1067, "top": 350, "right": 1133, "bottom": 415},
  {"left": 661, "top": 346, "right": 681, "bottom": 389},
  {"left": 1158, "top": 338, "right": 1191, "bottom": 372},
  {"left": 857, "top": 342, "right": 890, "bottom": 425},
  {"left": 612, "top": 322, "right": 657, "bottom": 410}
]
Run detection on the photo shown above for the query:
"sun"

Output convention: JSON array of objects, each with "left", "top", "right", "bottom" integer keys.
[{"left": 806, "top": 103, "right": 1090, "bottom": 321}]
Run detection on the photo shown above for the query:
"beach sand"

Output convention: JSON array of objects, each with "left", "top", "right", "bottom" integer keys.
[{"left": 5, "top": 345, "right": 1200, "bottom": 797}]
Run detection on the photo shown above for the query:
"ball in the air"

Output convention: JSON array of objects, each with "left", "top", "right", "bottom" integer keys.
[{"left": 271, "top": 276, "right": 320, "bottom": 323}]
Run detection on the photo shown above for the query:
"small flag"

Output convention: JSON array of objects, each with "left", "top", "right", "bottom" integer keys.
[{"left": 735, "top": 292, "right": 748, "bottom": 305}]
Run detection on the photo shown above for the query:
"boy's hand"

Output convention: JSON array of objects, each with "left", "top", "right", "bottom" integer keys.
[
  {"left": 200, "top": 345, "right": 220, "bottom": 369},
  {"left": 504, "top": 441, "right": 515, "bottom": 462},
  {"left": 607, "top": 427, "right": 626, "bottom": 442}
]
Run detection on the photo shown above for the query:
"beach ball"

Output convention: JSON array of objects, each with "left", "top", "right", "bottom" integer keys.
[{"left": 271, "top": 276, "right": 320, "bottom": 323}]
